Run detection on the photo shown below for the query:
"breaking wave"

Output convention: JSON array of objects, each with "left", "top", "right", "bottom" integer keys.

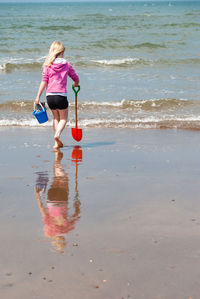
[
  {"left": 0, "top": 98, "right": 196, "bottom": 113},
  {"left": 1, "top": 98, "right": 200, "bottom": 130},
  {"left": 1, "top": 56, "right": 200, "bottom": 72},
  {"left": 1, "top": 116, "right": 200, "bottom": 130}
]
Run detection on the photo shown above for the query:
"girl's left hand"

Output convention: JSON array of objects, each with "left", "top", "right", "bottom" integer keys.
[{"left": 73, "top": 81, "right": 79, "bottom": 87}]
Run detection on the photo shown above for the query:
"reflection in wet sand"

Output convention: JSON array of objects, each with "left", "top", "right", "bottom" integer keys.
[
  {"left": 35, "top": 150, "right": 81, "bottom": 253},
  {"left": 72, "top": 146, "right": 82, "bottom": 201}
]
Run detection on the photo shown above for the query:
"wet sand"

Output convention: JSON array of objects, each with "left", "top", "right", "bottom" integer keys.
[{"left": 1, "top": 127, "right": 200, "bottom": 299}]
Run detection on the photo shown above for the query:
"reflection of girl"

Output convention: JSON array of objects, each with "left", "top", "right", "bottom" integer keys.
[{"left": 35, "top": 150, "right": 80, "bottom": 252}]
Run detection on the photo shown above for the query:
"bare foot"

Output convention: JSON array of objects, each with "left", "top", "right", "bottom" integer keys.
[{"left": 54, "top": 136, "right": 63, "bottom": 149}]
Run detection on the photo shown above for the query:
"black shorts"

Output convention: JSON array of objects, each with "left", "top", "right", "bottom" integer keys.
[{"left": 46, "top": 95, "right": 69, "bottom": 110}]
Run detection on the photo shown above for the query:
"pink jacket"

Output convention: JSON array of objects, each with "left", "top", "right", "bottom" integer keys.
[{"left": 42, "top": 59, "right": 79, "bottom": 94}]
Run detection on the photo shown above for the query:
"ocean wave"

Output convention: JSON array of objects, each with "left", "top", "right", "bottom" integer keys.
[
  {"left": 0, "top": 100, "right": 34, "bottom": 112},
  {"left": 40, "top": 25, "right": 81, "bottom": 31},
  {"left": 1, "top": 56, "right": 200, "bottom": 72},
  {"left": 0, "top": 62, "right": 42, "bottom": 72},
  {"left": 91, "top": 38, "right": 124, "bottom": 49},
  {"left": 1, "top": 98, "right": 200, "bottom": 130},
  {"left": 1, "top": 116, "right": 200, "bottom": 130},
  {"left": 1, "top": 95, "right": 200, "bottom": 129},
  {"left": 0, "top": 98, "right": 196, "bottom": 113},
  {"left": 0, "top": 48, "right": 42, "bottom": 55},
  {"left": 0, "top": 56, "right": 45, "bottom": 72},
  {"left": 185, "top": 12, "right": 200, "bottom": 16},
  {"left": 90, "top": 58, "right": 144, "bottom": 67},
  {"left": 0, "top": 57, "right": 147, "bottom": 71},
  {"left": 0, "top": 118, "right": 51, "bottom": 127},
  {"left": 77, "top": 117, "right": 200, "bottom": 130},
  {"left": 78, "top": 57, "right": 200, "bottom": 68},
  {"left": 78, "top": 98, "right": 196, "bottom": 111},
  {"left": 82, "top": 13, "right": 105, "bottom": 18},
  {"left": 161, "top": 22, "right": 200, "bottom": 28},
  {"left": 132, "top": 42, "right": 167, "bottom": 49},
  {"left": 10, "top": 24, "right": 34, "bottom": 29},
  {"left": 84, "top": 40, "right": 167, "bottom": 50}
]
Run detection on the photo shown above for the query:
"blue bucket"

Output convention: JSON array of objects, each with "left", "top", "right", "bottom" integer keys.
[{"left": 33, "top": 103, "right": 48, "bottom": 124}]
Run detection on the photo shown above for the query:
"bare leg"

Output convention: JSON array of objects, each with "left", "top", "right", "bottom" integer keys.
[
  {"left": 52, "top": 109, "right": 60, "bottom": 134},
  {"left": 54, "top": 108, "right": 68, "bottom": 139},
  {"left": 52, "top": 108, "right": 68, "bottom": 149},
  {"left": 52, "top": 109, "right": 61, "bottom": 149}
]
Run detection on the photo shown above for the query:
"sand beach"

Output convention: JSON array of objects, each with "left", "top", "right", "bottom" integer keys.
[{"left": 1, "top": 127, "right": 200, "bottom": 299}]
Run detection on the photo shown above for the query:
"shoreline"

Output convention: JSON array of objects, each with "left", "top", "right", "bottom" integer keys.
[{"left": 1, "top": 127, "right": 200, "bottom": 298}]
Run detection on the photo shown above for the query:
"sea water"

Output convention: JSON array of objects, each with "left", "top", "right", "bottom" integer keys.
[{"left": 0, "top": 1, "right": 200, "bottom": 129}]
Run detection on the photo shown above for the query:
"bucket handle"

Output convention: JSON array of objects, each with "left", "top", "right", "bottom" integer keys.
[{"left": 35, "top": 102, "right": 45, "bottom": 111}]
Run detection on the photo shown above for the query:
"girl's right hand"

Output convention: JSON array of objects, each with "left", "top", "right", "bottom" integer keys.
[{"left": 35, "top": 98, "right": 40, "bottom": 105}]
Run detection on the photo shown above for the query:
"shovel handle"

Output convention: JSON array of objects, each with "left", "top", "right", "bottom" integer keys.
[
  {"left": 72, "top": 85, "right": 80, "bottom": 96},
  {"left": 72, "top": 85, "right": 80, "bottom": 128}
]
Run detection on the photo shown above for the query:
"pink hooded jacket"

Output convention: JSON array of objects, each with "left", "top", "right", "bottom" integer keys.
[{"left": 42, "top": 58, "right": 79, "bottom": 94}]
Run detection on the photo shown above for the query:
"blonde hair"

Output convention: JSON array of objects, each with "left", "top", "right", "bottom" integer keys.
[{"left": 43, "top": 41, "right": 65, "bottom": 67}]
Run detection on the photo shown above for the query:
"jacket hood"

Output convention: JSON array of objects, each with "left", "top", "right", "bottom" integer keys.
[{"left": 50, "top": 58, "right": 68, "bottom": 72}]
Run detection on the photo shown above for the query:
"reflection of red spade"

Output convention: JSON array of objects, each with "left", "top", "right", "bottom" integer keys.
[
  {"left": 72, "top": 146, "right": 82, "bottom": 200},
  {"left": 72, "top": 146, "right": 82, "bottom": 165}
]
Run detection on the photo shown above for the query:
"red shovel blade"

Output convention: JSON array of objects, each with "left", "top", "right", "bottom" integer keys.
[{"left": 71, "top": 127, "right": 82, "bottom": 142}]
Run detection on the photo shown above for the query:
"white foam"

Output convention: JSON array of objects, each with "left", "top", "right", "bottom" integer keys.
[
  {"left": 80, "top": 100, "right": 124, "bottom": 107},
  {"left": 0, "top": 64, "right": 6, "bottom": 71},
  {"left": 1, "top": 107, "right": 200, "bottom": 129},
  {"left": 91, "top": 58, "right": 141, "bottom": 66},
  {"left": 0, "top": 118, "right": 52, "bottom": 127}
]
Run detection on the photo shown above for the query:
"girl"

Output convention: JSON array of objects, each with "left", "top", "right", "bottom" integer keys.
[{"left": 35, "top": 41, "right": 79, "bottom": 149}]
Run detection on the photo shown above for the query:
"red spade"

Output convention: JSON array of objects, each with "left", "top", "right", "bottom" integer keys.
[{"left": 71, "top": 85, "right": 82, "bottom": 142}]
